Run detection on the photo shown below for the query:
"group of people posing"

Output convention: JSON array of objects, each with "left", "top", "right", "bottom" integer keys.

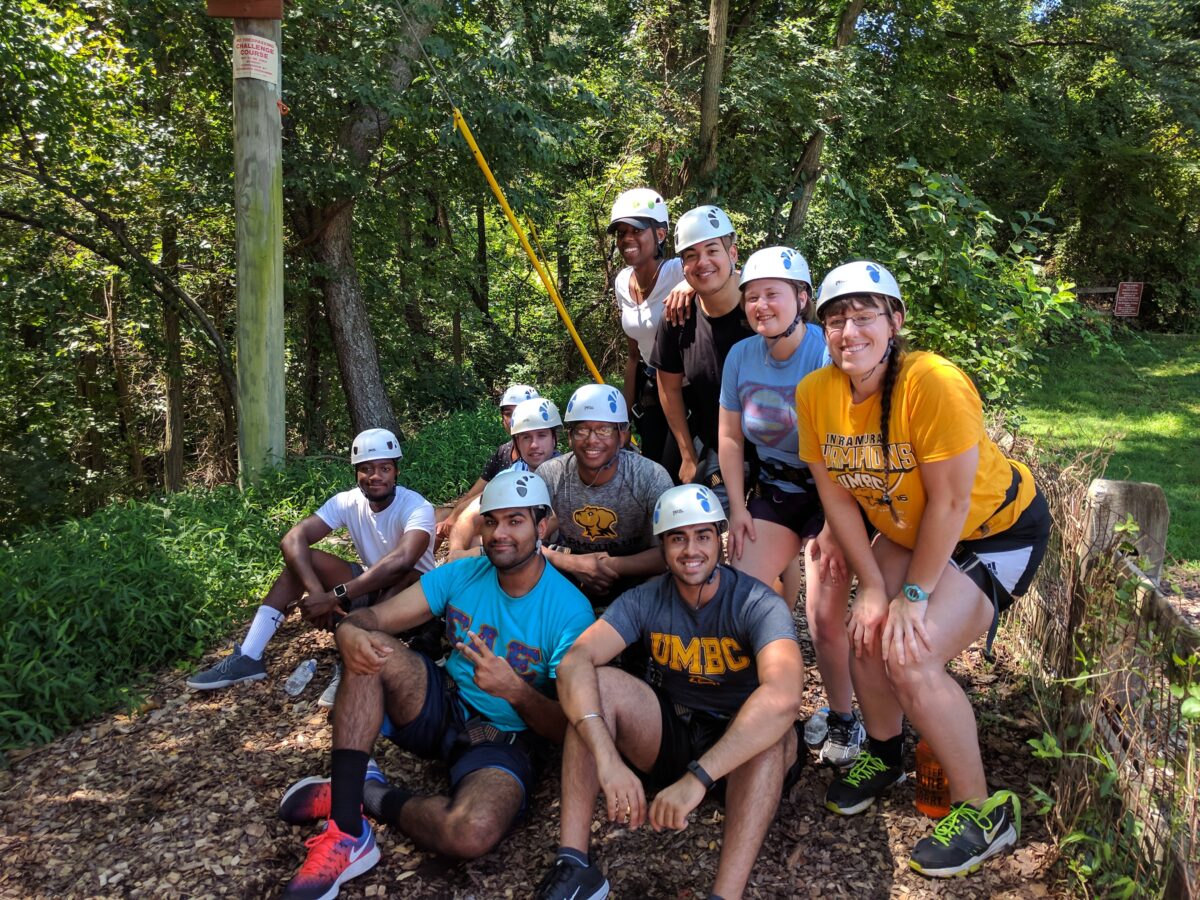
[{"left": 188, "top": 189, "right": 1051, "bottom": 900}]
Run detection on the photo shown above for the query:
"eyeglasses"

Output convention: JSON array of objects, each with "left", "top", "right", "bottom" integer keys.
[
  {"left": 569, "top": 424, "right": 620, "bottom": 440},
  {"left": 823, "top": 311, "right": 885, "bottom": 333}
]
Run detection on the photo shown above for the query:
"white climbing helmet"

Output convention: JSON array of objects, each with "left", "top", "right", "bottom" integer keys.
[
  {"left": 739, "top": 246, "right": 812, "bottom": 291},
  {"left": 815, "top": 261, "right": 905, "bottom": 320},
  {"left": 479, "top": 469, "right": 552, "bottom": 514},
  {"left": 499, "top": 383, "right": 540, "bottom": 408},
  {"left": 675, "top": 205, "right": 735, "bottom": 253},
  {"left": 652, "top": 484, "right": 727, "bottom": 535},
  {"left": 350, "top": 428, "right": 402, "bottom": 465},
  {"left": 608, "top": 188, "right": 669, "bottom": 232},
  {"left": 509, "top": 398, "right": 562, "bottom": 435},
  {"left": 564, "top": 383, "right": 628, "bottom": 425}
]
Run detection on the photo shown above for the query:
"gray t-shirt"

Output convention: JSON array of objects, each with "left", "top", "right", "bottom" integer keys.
[
  {"left": 536, "top": 450, "right": 674, "bottom": 557},
  {"left": 601, "top": 566, "right": 797, "bottom": 717}
]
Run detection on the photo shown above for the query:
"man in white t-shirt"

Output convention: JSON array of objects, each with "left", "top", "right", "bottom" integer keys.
[{"left": 187, "top": 429, "right": 435, "bottom": 698}]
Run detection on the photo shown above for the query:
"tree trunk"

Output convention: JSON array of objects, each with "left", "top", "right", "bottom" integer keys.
[
  {"left": 161, "top": 220, "right": 184, "bottom": 492},
  {"left": 303, "top": 5, "right": 440, "bottom": 435},
  {"left": 473, "top": 202, "right": 488, "bottom": 315},
  {"left": 696, "top": 0, "right": 730, "bottom": 196},
  {"left": 781, "top": 0, "right": 865, "bottom": 240},
  {"left": 300, "top": 287, "right": 325, "bottom": 454},
  {"left": 104, "top": 278, "right": 143, "bottom": 485},
  {"left": 315, "top": 205, "right": 399, "bottom": 435}
]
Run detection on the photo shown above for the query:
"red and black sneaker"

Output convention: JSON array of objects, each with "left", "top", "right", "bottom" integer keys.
[
  {"left": 279, "top": 760, "right": 385, "bottom": 825},
  {"left": 282, "top": 818, "right": 380, "bottom": 900}
]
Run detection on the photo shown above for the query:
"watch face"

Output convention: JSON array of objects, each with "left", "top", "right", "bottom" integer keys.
[{"left": 904, "top": 584, "right": 925, "bottom": 602}]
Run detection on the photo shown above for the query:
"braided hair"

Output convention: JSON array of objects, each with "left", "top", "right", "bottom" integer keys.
[{"left": 877, "top": 298, "right": 907, "bottom": 522}]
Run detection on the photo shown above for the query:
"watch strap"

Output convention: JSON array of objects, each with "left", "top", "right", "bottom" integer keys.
[
  {"left": 903, "top": 582, "right": 929, "bottom": 603},
  {"left": 687, "top": 760, "right": 715, "bottom": 790}
]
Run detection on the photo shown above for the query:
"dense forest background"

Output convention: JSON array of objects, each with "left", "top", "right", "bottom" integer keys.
[{"left": 2, "top": 0, "right": 1197, "bottom": 537}]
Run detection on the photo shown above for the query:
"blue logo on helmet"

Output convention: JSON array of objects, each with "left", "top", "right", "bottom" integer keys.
[
  {"left": 607, "top": 391, "right": 619, "bottom": 413},
  {"left": 653, "top": 506, "right": 660, "bottom": 524},
  {"left": 696, "top": 490, "right": 712, "bottom": 512},
  {"left": 780, "top": 250, "right": 792, "bottom": 270},
  {"left": 566, "top": 397, "right": 575, "bottom": 413},
  {"left": 539, "top": 401, "right": 550, "bottom": 421},
  {"left": 867, "top": 264, "right": 881, "bottom": 283}
]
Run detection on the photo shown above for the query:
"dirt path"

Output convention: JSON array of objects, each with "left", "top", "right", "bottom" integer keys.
[{"left": 0, "top": 616, "right": 1069, "bottom": 899}]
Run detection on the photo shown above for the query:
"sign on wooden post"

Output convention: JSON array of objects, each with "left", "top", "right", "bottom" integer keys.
[
  {"left": 1113, "top": 282, "right": 1144, "bottom": 317},
  {"left": 206, "top": 0, "right": 286, "bottom": 485}
]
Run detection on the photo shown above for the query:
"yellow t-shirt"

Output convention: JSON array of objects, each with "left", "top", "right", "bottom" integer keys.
[{"left": 795, "top": 351, "right": 1035, "bottom": 549}]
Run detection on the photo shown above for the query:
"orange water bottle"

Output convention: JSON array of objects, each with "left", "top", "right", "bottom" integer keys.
[{"left": 914, "top": 737, "right": 951, "bottom": 818}]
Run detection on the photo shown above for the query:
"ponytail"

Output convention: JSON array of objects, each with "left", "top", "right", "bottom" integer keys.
[{"left": 878, "top": 299, "right": 906, "bottom": 523}]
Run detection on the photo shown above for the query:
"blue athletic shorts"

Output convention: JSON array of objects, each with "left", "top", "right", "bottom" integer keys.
[{"left": 378, "top": 652, "right": 538, "bottom": 813}]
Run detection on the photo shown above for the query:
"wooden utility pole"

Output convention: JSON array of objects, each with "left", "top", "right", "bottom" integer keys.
[{"left": 207, "top": 0, "right": 285, "bottom": 485}]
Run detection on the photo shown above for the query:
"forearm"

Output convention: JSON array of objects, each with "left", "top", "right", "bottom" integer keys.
[
  {"left": 607, "top": 546, "right": 668, "bottom": 579},
  {"left": 623, "top": 345, "right": 640, "bottom": 414},
  {"left": 447, "top": 479, "right": 486, "bottom": 522},
  {"left": 696, "top": 684, "right": 798, "bottom": 781},
  {"left": 906, "top": 496, "right": 972, "bottom": 593},
  {"left": 657, "top": 376, "right": 696, "bottom": 464},
  {"left": 558, "top": 656, "right": 623, "bottom": 766},
  {"left": 717, "top": 430, "right": 747, "bottom": 514},
  {"left": 542, "top": 545, "right": 579, "bottom": 577},
  {"left": 344, "top": 541, "right": 429, "bottom": 600},
  {"left": 508, "top": 682, "right": 569, "bottom": 744}
]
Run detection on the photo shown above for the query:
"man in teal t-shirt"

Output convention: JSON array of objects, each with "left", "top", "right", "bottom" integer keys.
[{"left": 275, "top": 471, "right": 593, "bottom": 900}]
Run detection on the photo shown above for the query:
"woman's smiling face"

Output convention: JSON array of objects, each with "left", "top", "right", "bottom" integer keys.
[{"left": 822, "top": 296, "right": 903, "bottom": 376}]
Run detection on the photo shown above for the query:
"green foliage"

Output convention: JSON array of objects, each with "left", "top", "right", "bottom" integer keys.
[
  {"left": 881, "top": 161, "right": 1080, "bottom": 404},
  {"left": 0, "top": 460, "right": 343, "bottom": 751}
]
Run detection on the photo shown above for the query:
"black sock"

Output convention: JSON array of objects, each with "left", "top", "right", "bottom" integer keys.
[
  {"left": 330, "top": 749, "right": 369, "bottom": 836},
  {"left": 556, "top": 846, "right": 589, "bottom": 868},
  {"left": 379, "top": 786, "right": 416, "bottom": 826},
  {"left": 867, "top": 732, "right": 904, "bottom": 768}
]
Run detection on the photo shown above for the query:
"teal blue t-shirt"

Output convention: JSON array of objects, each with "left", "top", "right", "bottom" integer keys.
[{"left": 420, "top": 555, "right": 594, "bottom": 732}]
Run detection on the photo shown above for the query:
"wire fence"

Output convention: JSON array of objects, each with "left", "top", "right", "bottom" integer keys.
[{"left": 1001, "top": 438, "right": 1199, "bottom": 897}]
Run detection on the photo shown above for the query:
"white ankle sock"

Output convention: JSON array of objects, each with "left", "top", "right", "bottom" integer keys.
[{"left": 241, "top": 606, "right": 284, "bottom": 659}]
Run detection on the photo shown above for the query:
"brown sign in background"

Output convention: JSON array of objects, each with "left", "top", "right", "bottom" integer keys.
[
  {"left": 206, "top": 0, "right": 283, "bottom": 18},
  {"left": 1113, "top": 282, "right": 1144, "bottom": 317}
]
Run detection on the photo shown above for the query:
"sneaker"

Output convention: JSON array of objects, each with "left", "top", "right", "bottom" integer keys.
[
  {"left": 280, "top": 759, "right": 386, "bottom": 825},
  {"left": 534, "top": 858, "right": 610, "bottom": 900},
  {"left": 317, "top": 664, "right": 341, "bottom": 709},
  {"left": 825, "top": 751, "right": 906, "bottom": 815},
  {"left": 818, "top": 711, "right": 866, "bottom": 767},
  {"left": 282, "top": 818, "right": 380, "bottom": 900},
  {"left": 909, "top": 791, "right": 1021, "bottom": 878},
  {"left": 803, "top": 707, "right": 830, "bottom": 749},
  {"left": 186, "top": 644, "right": 267, "bottom": 690}
]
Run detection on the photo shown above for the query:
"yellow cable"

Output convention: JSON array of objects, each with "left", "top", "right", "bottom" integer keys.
[{"left": 452, "top": 108, "right": 604, "bottom": 385}]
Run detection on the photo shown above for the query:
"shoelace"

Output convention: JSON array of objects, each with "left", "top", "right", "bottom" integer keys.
[
  {"left": 827, "top": 716, "right": 859, "bottom": 746},
  {"left": 928, "top": 803, "right": 993, "bottom": 847},
  {"left": 298, "top": 827, "right": 359, "bottom": 878},
  {"left": 842, "top": 751, "right": 888, "bottom": 786}
]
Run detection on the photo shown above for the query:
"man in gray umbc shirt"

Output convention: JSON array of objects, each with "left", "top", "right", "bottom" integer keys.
[{"left": 535, "top": 484, "right": 805, "bottom": 900}]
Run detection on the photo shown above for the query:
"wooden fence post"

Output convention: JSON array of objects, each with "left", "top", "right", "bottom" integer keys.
[{"left": 1083, "top": 479, "right": 1170, "bottom": 581}]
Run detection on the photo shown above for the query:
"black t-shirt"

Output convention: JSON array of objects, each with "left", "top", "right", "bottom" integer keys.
[
  {"left": 650, "top": 301, "right": 754, "bottom": 451},
  {"left": 480, "top": 440, "right": 517, "bottom": 481}
]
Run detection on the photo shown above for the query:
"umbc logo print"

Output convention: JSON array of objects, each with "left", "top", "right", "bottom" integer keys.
[{"left": 573, "top": 505, "right": 618, "bottom": 540}]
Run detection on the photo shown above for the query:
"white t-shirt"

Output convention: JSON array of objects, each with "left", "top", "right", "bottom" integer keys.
[
  {"left": 615, "top": 257, "right": 684, "bottom": 363},
  {"left": 315, "top": 486, "right": 435, "bottom": 573}
]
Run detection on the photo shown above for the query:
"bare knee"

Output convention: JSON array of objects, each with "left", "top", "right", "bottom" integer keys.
[
  {"left": 440, "top": 805, "right": 506, "bottom": 859},
  {"left": 884, "top": 657, "right": 939, "bottom": 706}
]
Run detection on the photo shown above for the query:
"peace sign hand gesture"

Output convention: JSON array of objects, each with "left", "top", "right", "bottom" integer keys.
[{"left": 455, "top": 630, "right": 523, "bottom": 702}]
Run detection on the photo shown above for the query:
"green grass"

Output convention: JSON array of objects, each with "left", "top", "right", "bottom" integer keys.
[{"left": 1018, "top": 332, "right": 1200, "bottom": 567}]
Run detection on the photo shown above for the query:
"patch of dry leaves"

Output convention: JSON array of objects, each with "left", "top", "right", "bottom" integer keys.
[{"left": 0, "top": 616, "right": 1071, "bottom": 899}]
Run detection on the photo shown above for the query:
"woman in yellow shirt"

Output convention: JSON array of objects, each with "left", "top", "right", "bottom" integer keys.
[{"left": 794, "top": 260, "right": 1050, "bottom": 879}]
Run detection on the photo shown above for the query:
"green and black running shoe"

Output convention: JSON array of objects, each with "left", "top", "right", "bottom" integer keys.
[
  {"left": 909, "top": 790, "right": 1021, "bottom": 878},
  {"left": 824, "top": 751, "right": 906, "bottom": 815}
]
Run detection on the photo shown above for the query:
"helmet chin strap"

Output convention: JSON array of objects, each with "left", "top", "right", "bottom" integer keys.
[{"left": 766, "top": 312, "right": 804, "bottom": 345}]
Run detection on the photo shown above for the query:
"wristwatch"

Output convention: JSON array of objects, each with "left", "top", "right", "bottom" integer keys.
[
  {"left": 902, "top": 583, "right": 929, "bottom": 603},
  {"left": 333, "top": 583, "right": 348, "bottom": 600},
  {"left": 687, "top": 760, "right": 715, "bottom": 790}
]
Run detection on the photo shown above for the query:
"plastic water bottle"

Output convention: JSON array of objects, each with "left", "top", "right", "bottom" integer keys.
[
  {"left": 915, "top": 737, "right": 952, "bottom": 818},
  {"left": 285, "top": 659, "right": 317, "bottom": 696},
  {"left": 803, "top": 707, "right": 830, "bottom": 749}
]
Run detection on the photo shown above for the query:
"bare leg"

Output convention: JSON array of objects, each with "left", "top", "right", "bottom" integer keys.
[
  {"left": 870, "top": 538, "right": 995, "bottom": 804},
  {"left": 447, "top": 497, "right": 484, "bottom": 561},
  {"left": 730, "top": 519, "right": 802, "bottom": 610},
  {"left": 803, "top": 539, "right": 853, "bottom": 713},
  {"left": 711, "top": 728, "right": 796, "bottom": 899},
  {"left": 559, "top": 667, "right": 663, "bottom": 853},
  {"left": 395, "top": 768, "right": 524, "bottom": 859},
  {"left": 262, "top": 548, "right": 355, "bottom": 613},
  {"left": 332, "top": 636, "right": 429, "bottom": 752}
]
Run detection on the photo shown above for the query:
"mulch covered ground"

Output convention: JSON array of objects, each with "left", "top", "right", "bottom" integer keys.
[{"left": 0, "top": 611, "right": 1071, "bottom": 899}]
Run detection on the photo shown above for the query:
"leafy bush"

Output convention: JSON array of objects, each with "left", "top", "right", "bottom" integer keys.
[{"left": 879, "top": 161, "right": 1080, "bottom": 405}]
